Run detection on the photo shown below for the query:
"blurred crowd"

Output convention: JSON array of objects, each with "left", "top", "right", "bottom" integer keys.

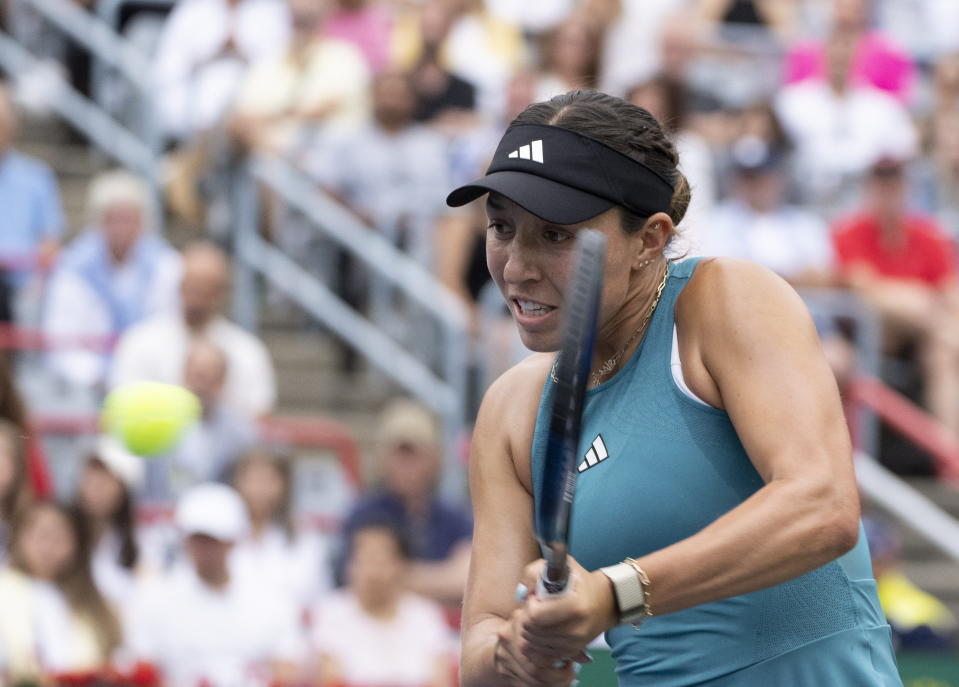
[{"left": 0, "top": 0, "right": 959, "bottom": 684}]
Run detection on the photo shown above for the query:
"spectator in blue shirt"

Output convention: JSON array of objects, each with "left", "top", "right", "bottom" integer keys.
[
  {"left": 0, "top": 82, "right": 64, "bottom": 288},
  {"left": 338, "top": 399, "right": 471, "bottom": 605}
]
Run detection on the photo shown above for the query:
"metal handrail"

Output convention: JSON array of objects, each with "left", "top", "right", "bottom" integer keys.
[
  {"left": 856, "top": 452, "right": 959, "bottom": 562},
  {"left": 0, "top": 30, "right": 157, "bottom": 179},
  {"left": 234, "top": 159, "right": 472, "bottom": 499},
  {"left": 799, "top": 287, "right": 882, "bottom": 459},
  {"left": 251, "top": 156, "right": 470, "bottom": 331},
  {"left": 13, "top": 0, "right": 152, "bottom": 88}
]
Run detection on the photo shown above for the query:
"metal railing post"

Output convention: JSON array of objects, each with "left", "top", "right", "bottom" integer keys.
[{"left": 232, "top": 163, "right": 259, "bottom": 333}]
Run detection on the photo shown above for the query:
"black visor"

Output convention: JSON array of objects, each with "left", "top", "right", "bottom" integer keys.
[{"left": 446, "top": 124, "right": 675, "bottom": 225}]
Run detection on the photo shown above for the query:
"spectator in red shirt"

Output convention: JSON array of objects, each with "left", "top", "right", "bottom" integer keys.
[{"left": 833, "top": 156, "right": 959, "bottom": 434}]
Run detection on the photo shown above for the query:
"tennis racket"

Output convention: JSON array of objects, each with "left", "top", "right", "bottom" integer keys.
[{"left": 535, "top": 229, "right": 606, "bottom": 597}]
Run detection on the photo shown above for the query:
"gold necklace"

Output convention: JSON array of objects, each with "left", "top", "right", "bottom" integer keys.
[{"left": 551, "top": 262, "right": 670, "bottom": 387}]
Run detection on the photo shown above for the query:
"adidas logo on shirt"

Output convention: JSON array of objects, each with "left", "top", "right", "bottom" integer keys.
[
  {"left": 577, "top": 435, "right": 608, "bottom": 473},
  {"left": 507, "top": 139, "right": 544, "bottom": 163}
]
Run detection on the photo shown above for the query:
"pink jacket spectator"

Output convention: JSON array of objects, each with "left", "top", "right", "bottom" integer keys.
[
  {"left": 785, "top": 32, "right": 915, "bottom": 101},
  {"left": 323, "top": 4, "right": 392, "bottom": 73}
]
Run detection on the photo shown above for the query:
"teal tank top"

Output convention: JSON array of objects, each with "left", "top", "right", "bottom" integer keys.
[{"left": 532, "top": 258, "right": 902, "bottom": 686}]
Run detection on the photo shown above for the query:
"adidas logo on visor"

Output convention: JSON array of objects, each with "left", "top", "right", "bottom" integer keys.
[{"left": 507, "top": 139, "right": 544, "bottom": 164}]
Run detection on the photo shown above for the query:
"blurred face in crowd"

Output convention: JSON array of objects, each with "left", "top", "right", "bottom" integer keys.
[
  {"left": 867, "top": 162, "right": 907, "bottom": 219},
  {"left": 184, "top": 340, "right": 227, "bottom": 409},
  {"left": 180, "top": 245, "right": 229, "bottom": 329},
  {"left": 289, "top": 0, "right": 326, "bottom": 36},
  {"left": 735, "top": 168, "right": 786, "bottom": 214},
  {"left": 0, "top": 86, "right": 15, "bottom": 156},
  {"left": 419, "top": 0, "right": 453, "bottom": 46},
  {"left": 383, "top": 439, "right": 438, "bottom": 501},
  {"left": 233, "top": 457, "right": 285, "bottom": 524},
  {"left": 15, "top": 503, "right": 77, "bottom": 582},
  {"left": 186, "top": 533, "right": 232, "bottom": 586},
  {"left": 547, "top": 18, "right": 596, "bottom": 82},
  {"left": 934, "top": 54, "right": 959, "bottom": 101},
  {"left": 938, "top": 111, "right": 959, "bottom": 173},
  {"left": 101, "top": 201, "right": 145, "bottom": 263},
  {"left": 348, "top": 527, "right": 407, "bottom": 610},
  {"left": 79, "top": 459, "right": 125, "bottom": 522},
  {"left": 373, "top": 72, "right": 416, "bottom": 131},
  {"left": 504, "top": 71, "right": 536, "bottom": 123},
  {"left": 628, "top": 81, "right": 667, "bottom": 125},
  {"left": 833, "top": 0, "right": 870, "bottom": 31}
]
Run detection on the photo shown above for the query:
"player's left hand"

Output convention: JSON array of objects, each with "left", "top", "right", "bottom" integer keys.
[{"left": 517, "top": 556, "right": 618, "bottom": 663}]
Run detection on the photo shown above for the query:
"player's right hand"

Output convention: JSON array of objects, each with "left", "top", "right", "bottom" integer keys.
[{"left": 494, "top": 607, "right": 578, "bottom": 686}]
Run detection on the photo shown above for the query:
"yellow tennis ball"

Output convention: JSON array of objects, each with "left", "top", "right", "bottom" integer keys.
[{"left": 102, "top": 382, "right": 201, "bottom": 457}]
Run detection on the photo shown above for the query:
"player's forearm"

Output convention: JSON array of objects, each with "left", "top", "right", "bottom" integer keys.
[
  {"left": 634, "top": 475, "right": 860, "bottom": 616},
  {"left": 460, "top": 618, "right": 506, "bottom": 687}
]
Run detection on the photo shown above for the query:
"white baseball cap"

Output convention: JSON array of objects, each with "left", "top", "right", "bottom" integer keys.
[
  {"left": 175, "top": 483, "right": 249, "bottom": 542},
  {"left": 93, "top": 435, "right": 145, "bottom": 491}
]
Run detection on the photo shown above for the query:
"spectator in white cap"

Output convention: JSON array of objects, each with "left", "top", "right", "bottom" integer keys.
[
  {"left": 73, "top": 436, "right": 144, "bottom": 607},
  {"left": 123, "top": 483, "right": 304, "bottom": 687}
]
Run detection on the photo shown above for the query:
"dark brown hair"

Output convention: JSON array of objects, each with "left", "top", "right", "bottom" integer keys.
[
  {"left": 10, "top": 500, "right": 122, "bottom": 656},
  {"left": 231, "top": 447, "right": 295, "bottom": 541},
  {"left": 79, "top": 456, "right": 139, "bottom": 570},
  {"left": 511, "top": 90, "right": 692, "bottom": 233},
  {"left": 0, "top": 418, "right": 28, "bottom": 522}
]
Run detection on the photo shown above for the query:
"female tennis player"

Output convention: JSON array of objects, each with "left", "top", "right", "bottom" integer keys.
[{"left": 447, "top": 90, "right": 902, "bottom": 686}]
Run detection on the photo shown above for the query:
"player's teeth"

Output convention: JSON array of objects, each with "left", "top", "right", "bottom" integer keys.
[{"left": 518, "top": 300, "right": 550, "bottom": 314}]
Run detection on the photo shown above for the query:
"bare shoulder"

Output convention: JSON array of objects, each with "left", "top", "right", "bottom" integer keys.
[
  {"left": 474, "top": 352, "right": 553, "bottom": 492},
  {"left": 679, "top": 257, "right": 813, "bottom": 336}
]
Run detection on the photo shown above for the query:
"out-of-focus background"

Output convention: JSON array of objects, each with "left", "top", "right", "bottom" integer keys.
[{"left": 0, "top": 0, "right": 957, "bottom": 685}]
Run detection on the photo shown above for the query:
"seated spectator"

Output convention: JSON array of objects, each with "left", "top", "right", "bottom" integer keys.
[
  {"left": 775, "top": 30, "right": 917, "bottom": 214},
  {"left": 323, "top": 0, "right": 393, "bottom": 74},
  {"left": 920, "top": 54, "right": 959, "bottom": 234},
  {"left": 833, "top": 156, "right": 959, "bottom": 434},
  {"left": 309, "top": 70, "right": 453, "bottom": 264},
  {"left": 594, "top": 0, "right": 690, "bottom": 97},
  {"left": 408, "top": 2, "right": 476, "bottom": 126},
  {"left": 0, "top": 81, "right": 64, "bottom": 288},
  {"left": 43, "top": 170, "right": 182, "bottom": 391},
  {"left": 142, "top": 339, "right": 258, "bottom": 502},
  {"left": 152, "top": 0, "right": 291, "bottom": 142},
  {"left": 391, "top": 0, "right": 523, "bottom": 118},
  {"left": 339, "top": 399, "right": 471, "bottom": 605},
  {"left": 0, "top": 419, "right": 29, "bottom": 562},
  {"left": 74, "top": 437, "right": 144, "bottom": 606},
  {"left": 0, "top": 355, "right": 51, "bottom": 498},
  {"left": 626, "top": 73, "right": 717, "bottom": 256},
  {"left": 111, "top": 241, "right": 277, "bottom": 417},
  {"left": 230, "top": 0, "right": 371, "bottom": 160},
  {"left": 484, "top": 0, "right": 572, "bottom": 35},
  {"left": 694, "top": 0, "right": 799, "bottom": 40},
  {"left": 0, "top": 501, "right": 121, "bottom": 681},
  {"left": 124, "top": 483, "right": 303, "bottom": 687},
  {"left": 702, "top": 137, "right": 834, "bottom": 286},
  {"left": 312, "top": 522, "right": 453, "bottom": 687},
  {"left": 533, "top": 14, "right": 601, "bottom": 102},
  {"left": 230, "top": 449, "right": 332, "bottom": 613},
  {"left": 864, "top": 515, "right": 957, "bottom": 651},
  {"left": 784, "top": 0, "right": 915, "bottom": 102}
]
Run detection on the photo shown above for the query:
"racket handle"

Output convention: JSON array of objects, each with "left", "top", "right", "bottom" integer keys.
[{"left": 537, "top": 567, "right": 571, "bottom": 597}]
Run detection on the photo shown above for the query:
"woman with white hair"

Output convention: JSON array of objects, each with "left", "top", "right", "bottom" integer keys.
[{"left": 41, "top": 169, "right": 182, "bottom": 391}]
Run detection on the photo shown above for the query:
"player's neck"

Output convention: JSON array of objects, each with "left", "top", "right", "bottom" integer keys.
[{"left": 591, "top": 259, "right": 669, "bottom": 383}]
